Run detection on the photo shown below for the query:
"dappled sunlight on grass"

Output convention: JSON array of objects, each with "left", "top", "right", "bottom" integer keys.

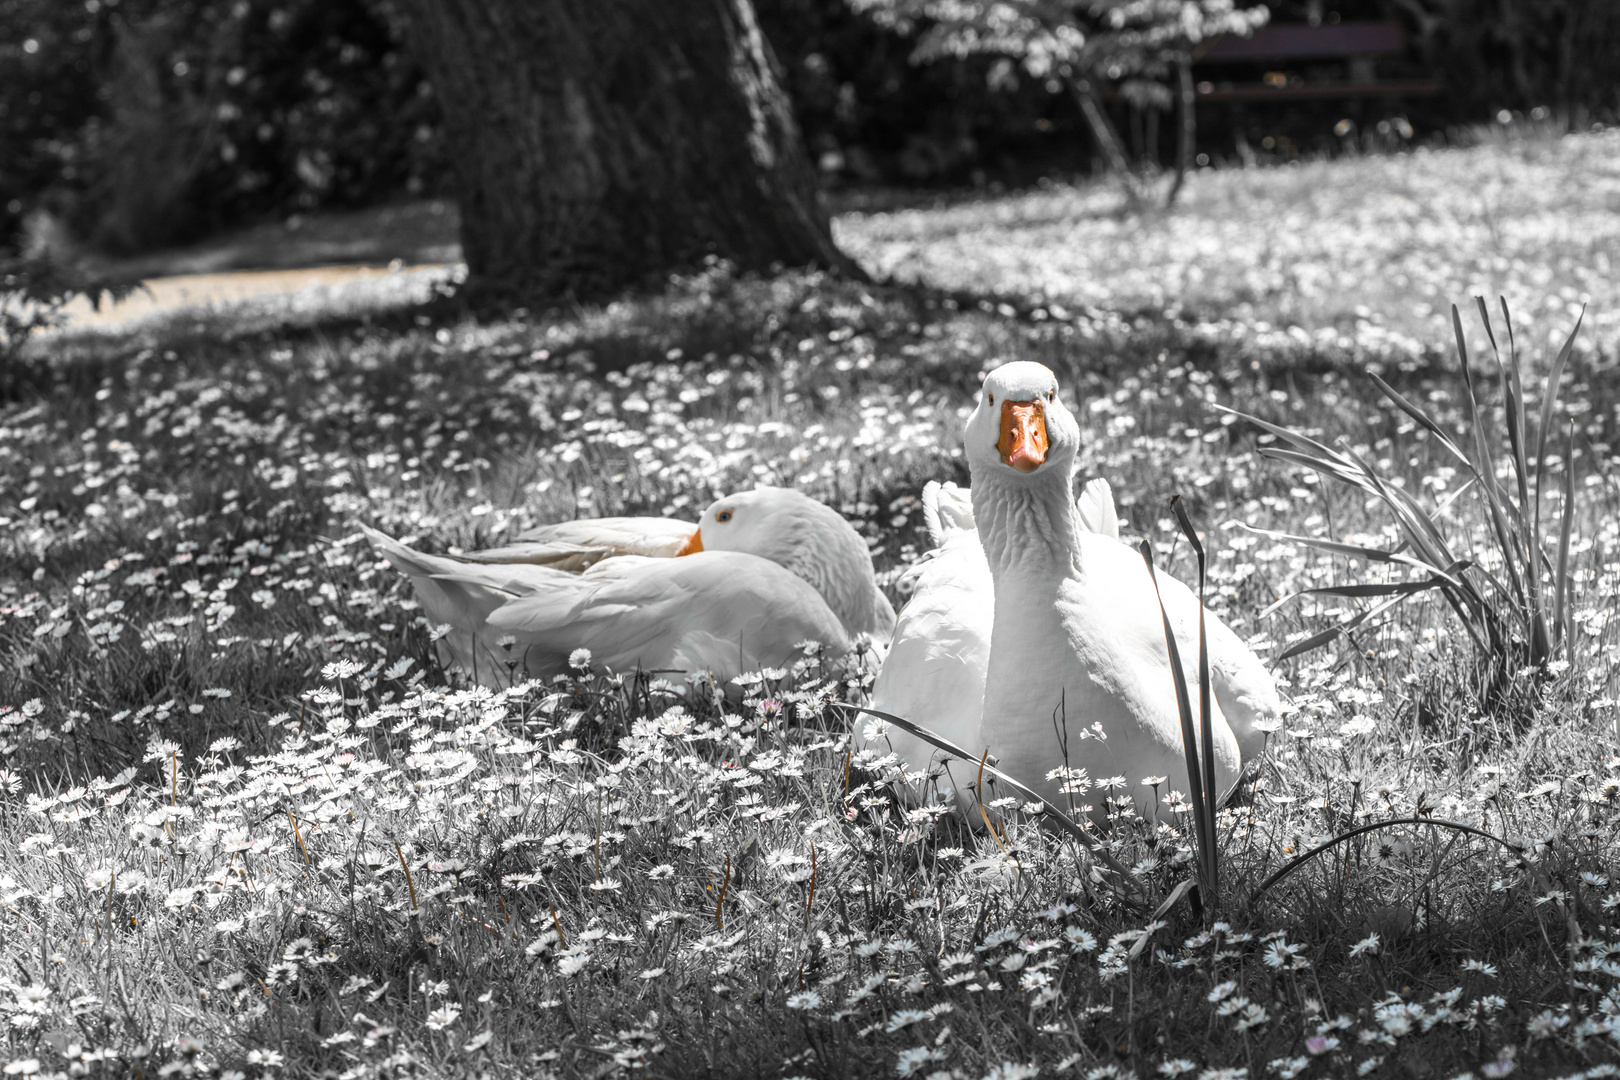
[
  {"left": 3, "top": 149, "right": 1620, "bottom": 1076},
  {"left": 839, "top": 132, "right": 1620, "bottom": 361}
]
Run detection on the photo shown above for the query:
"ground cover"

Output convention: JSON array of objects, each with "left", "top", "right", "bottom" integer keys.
[{"left": 3, "top": 134, "right": 1620, "bottom": 1079}]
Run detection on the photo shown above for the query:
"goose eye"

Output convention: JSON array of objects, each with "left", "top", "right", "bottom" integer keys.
[
  {"left": 1047, "top": 390, "right": 1055, "bottom": 401},
  {"left": 716, "top": 510, "right": 733, "bottom": 523},
  {"left": 987, "top": 394, "right": 995, "bottom": 405}
]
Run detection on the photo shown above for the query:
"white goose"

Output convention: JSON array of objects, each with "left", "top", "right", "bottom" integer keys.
[
  {"left": 867, "top": 361, "right": 1280, "bottom": 818},
  {"left": 365, "top": 487, "right": 894, "bottom": 687}
]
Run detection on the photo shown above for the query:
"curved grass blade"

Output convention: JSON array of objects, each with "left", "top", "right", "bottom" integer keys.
[
  {"left": 1366, "top": 370, "right": 1473, "bottom": 468},
  {"left": 1250, "top": 816, "right": 1517, "bottom": 905},
  {"left": 1479, "top": 297, "right": 1546, "bottom": 657},
  {"left": 837, "top": 702, "right": 1140, "bottom": 887},
  {"left": 1263, "top": 563, "right": 1470, "bottom": 617},
  {"left": 1453, "top": 304, "right": 1529, "bottom": 608},
  {"left": 1238, "top": 524, "right": 1433, "bottom": 574},
  {"left": 1211, "top": 403, "right": 1347, "bottom": 463},
  {"left": 1272, "top": 590, "right": 1414, "bottom": 662}
]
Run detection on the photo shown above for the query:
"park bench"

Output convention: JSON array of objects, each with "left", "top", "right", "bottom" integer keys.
[{"left": 1192, "top": 20, "right": 1440, "bottom": 102}]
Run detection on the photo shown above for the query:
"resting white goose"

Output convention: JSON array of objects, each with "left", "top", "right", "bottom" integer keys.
[
  {"left": 364, "top": 487, "right": 893, "bottom": 687},
  {"left": 867, "top": 361, "right": 1281, "bottom": 820}
]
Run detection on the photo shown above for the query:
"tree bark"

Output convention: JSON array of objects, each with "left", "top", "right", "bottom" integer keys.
[{"left": 396, "top": 0, "right": 860, "bottom": 298}]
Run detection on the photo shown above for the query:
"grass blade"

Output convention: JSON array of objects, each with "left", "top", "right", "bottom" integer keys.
[
  {"left": 1273, "top": 590, "right": 1427, "bottom": 662},
  {"left": 1532, "top": 304, "right": 1581, "bottom": 502},
  {"left": 1170, "top": 496, "right": 1218, "bottom": 903},
  {"left": 1212, "top": 404, "right": 1357, "bottom": 470},
  {"left": 1237, "top": 524, "right": 1435, "bottom": 574},
  {"left": 1479, "top": 297, "right": 1545, "bottom": 656},
  {"left": 1274, "top": 623, "right": 1352, "bottom": 663},
  {"left": 1138, "top": 536, "right": 1216, "bottom": 915},
  {"left": 1250, "top": 817, "right": 1516, "bottom": 905},
  {"left": 1267, "top": 567, "right": 1470, "bottom": 608},
  {"left": 839, "top": 702, "right": 1141, "bottom": 887},
  {"left": 1367, "top": 370, "right": 1474, "bottom": 468},
  {"left": 1554, "top": 419, "right": 1576, "bottom": 650},
  {"left": 1454, "top": 303, "right": 1530, "bottom": 617}
]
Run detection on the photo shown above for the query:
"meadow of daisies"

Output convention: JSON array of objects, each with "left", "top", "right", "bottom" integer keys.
[{"left": 4, "top": 128, "right": 1620, "bottom": 1079}]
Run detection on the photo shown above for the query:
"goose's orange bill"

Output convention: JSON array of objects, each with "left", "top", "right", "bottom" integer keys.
[{"left": 997, "top": 400, "right": 1048, "bottom": 473}]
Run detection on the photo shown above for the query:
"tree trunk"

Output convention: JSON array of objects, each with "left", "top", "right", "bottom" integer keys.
[
  {"left": 396, "top": 0, "right": 860, "bottom": 298},
  {"left": 1165, "top": 57, "right": 1197, "bottom": 209},
  {"left": 1067, "top": 78, "right": 1146, "bottom": 209}
]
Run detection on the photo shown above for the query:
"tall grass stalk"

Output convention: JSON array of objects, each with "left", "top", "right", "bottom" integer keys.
[
  {"left": 1218, "top": 297, "right": 1586, "bottom": 700},
  {"left": 1138, "top": 497, "right": 1220, "bottom": 920}
]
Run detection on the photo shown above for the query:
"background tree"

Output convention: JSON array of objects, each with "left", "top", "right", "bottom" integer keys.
[
  {"left": 394, "top": 0, "right": 860, "bottom": 299},
  {"left": 853, "top": 0, "right": 1269, "bottom": 207}
]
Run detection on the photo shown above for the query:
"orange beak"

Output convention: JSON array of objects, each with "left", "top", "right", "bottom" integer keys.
[
  {"left": 676, "top": 528, "right": 703, "bottom": 556},
  {"left": 997, "top": 400, "right": 1049, "bottom": 473}
]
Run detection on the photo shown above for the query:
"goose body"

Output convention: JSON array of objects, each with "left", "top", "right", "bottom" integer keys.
[
  {"left": 966, "top": 361, "right": 1255, "bottom": 819},
  {"left": 364, "top": 487, "right": 890, "bottom": 687},
  {"left": 864, "top": 465, "right": 1278, "bottom": 811},
  {"left": 861, "top": 480, "right": 994, "bottom": 808},
  {"left": 870, "top": 361, "right": 1279, "bottom": 821}
]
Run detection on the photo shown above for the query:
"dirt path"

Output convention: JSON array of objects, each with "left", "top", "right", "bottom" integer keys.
[
  {"left": 26, "top": 198, "right": 464, "bottom": 335},
  {"left": 57, "top": 261, "right": 461, "bottom": 331}
]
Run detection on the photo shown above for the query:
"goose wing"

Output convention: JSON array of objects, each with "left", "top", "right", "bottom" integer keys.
[
  {"left": 360, "top": 524, "right": 573, "bottom": 683},
  {"left": 485, "top": 551, "right": 851, "bottom": 683},
  {"left": 1076, "top": 477, "right": 1120, "bottom": 540},
  {"left": 934, "top": 478, "right": 1279, "bottom": 769},
  {"left": 862, "top": 482, "right": 994, "bottom": 808},
  {"left": 1134, "top": 564, "right": 1282, "bottom": 767},
  {"left": 464, "top": 517, "right": 700, "bottom": 572}
]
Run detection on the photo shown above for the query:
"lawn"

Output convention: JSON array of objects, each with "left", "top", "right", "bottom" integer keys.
[{"left": 3, "top": 131, "right": 1620, "bottom": 1079}]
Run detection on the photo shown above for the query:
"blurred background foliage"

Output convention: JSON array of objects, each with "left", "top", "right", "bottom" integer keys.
[
  {"left": 0, "top": 0, "right": 1616, "bottom": 258},
  {"left": 0, "top": 0, "right": 442, "bottom": 256}
]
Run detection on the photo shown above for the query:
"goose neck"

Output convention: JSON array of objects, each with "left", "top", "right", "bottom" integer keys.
[{"left": 971, "top": 468, "right": 1082, "bottom": 579}]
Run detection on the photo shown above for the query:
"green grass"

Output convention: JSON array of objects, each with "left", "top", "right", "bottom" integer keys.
[
  {"left": 836, "top": 127, "right": 1620, "bottom": 359},
  {"left": 4, "top": 136, "right": 1620, "bottom": 1078}
]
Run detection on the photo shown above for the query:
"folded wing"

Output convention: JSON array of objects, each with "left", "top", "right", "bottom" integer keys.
[
  {"left": 363, "top": 524, "right": 849, "bottom": 687},
  {"left": 462, "top": 517, "right": 700, "bottom": 572}
]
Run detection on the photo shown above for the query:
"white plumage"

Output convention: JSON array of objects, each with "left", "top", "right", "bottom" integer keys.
[
  {"left": 861, "top": 480, "right": 994, "bottom": 809},
  {"left": 363, "top": 487, "right": 891, "bottom": 687},
  {"left": 865, "top": 362, "right": 1280, "bottom": 817}
]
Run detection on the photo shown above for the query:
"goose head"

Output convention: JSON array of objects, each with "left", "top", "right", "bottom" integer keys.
[
  {"left": 964, "top": 362, "right": 1085, "bottom": 573},
  {"left": 685, "top": 487, "right": 896, "bottom": 640},
  {"left": 964, "top": 361, "right": 1081, "bottom": 483}
]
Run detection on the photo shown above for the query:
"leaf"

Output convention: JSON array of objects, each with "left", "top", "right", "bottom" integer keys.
[
  {"left": 1276, "top": 570, "right": 1469, "bottom": 605},
  {"left": 1150, "top": 878, "right": 1199, "bottom": 923},
  {"left": 1170, "top": 496, "right": 1218, "bottom": 908},
  {"left": 1138, "top": 534, "right": 1217, "bottom": 914},
  {"left": 1272, "top": 591, "right": 1417, "bottom": 663},
  {"left": 1554, "top": 419, "right": 1576, "bottom": 650},
  {"left": 1533, "top": 304, "right": 1585, "bottom": 528},
  {"left": 1238, "top": 524, "right": 1442, "bottom": 579},
  {"left": 1367, "top": 370, "right": 1473, "bottom": 469}
]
